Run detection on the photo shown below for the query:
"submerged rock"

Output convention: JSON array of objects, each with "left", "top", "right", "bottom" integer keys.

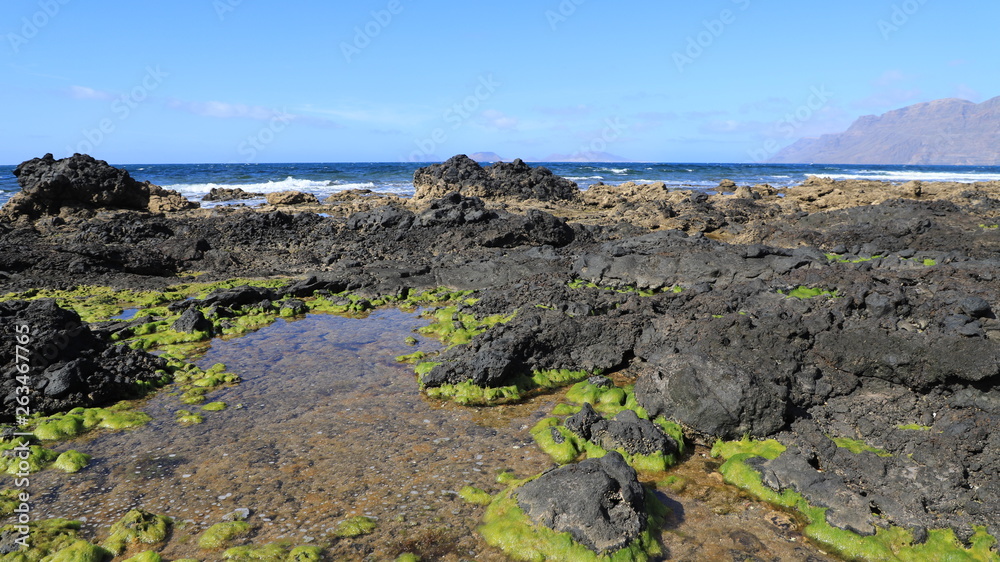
[{"left": 515, "top": 452, "right": 646, "bottom": 553}]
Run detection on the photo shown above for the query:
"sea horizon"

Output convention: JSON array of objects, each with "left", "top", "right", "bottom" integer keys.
[{"left": 5, "top": 159, "right": 1000, "bottom": 209}]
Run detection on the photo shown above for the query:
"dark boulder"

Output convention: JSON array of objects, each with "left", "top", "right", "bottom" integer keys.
[
  {"left": 566, "top": 403, "right": 678, "bottom": 457},
  {"left": 172, "top": 309, "right": 213, "bottom": 335},
  {"left": 635, "top": 354, "right": 788, "bottom": 440},
  {"left": 515, "top": 452, "right": 647, "bottom": 553},
  {"left": 413, "top": 155, "right": 579, "bottom": 202},
  {"left": 2, "top": 153, "right": 196, "bottom": 221},
  {"left": 0, "top": 299, "right": 166, "bottom": 421}
]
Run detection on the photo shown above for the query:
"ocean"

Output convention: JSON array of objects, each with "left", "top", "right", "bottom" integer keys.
[{"left": 4, "top": 161, "right": 1000, "bottom": 209}]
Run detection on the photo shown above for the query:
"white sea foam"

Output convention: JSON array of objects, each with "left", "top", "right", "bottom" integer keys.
[
  {"left": 818, "top": 170, "right": 1000, "bottom": 183},
  {"left": 566, "top": 176, "right": 604, "bottom": 181}
]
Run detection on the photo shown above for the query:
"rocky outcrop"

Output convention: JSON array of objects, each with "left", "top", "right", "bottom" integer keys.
[
  {"left": 515, "top": 452, "right": 647, "bottom": 553},
  {"left": 202, "top": 187, "right": 265, "bottom": 202},
  {"left": 413, "top": 155, "right": 580, "bottom": 202},
  {"left": 1, "top": 153, "right": 196, "bottom": 221},
  {"left": 0, "top": 299, "right": 166, "bottom": 420},
  {"left": 566, "top": 403, "right": 679, "bottom": 457},
  {"left": 265, "top": 191, "right": 319, "bottom": 206}
]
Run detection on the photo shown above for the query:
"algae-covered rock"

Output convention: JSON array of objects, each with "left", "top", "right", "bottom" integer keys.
[
  {"left": 198, "top": 521, "right": 251, "bottom": 549},
  {"left": 122, "top": 551, "right": 164, "bottom": 562},
  {"left": 44, "top": 538, "right": 110, "bottom": 562},
  {"left": 222, "top": 543, "right": 321, "bottom": 561},
  {"left": 53, "top": 450, "right": 91, "bottom": 473},
  {"left": 102, "top": 509, "right": 171, "bottom": 555},
  {"left": 334, "top": 516, "right": 376, "bottom": 538},
  {"left": 515, "top": 452, "right": 646, "bottom": 554}
]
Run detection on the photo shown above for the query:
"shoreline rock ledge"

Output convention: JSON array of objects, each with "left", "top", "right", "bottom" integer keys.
[
  {"left": 412, "top": 154, "right": 580, "bottom": 202},
  {"left": 1, "top": 153, "right": 196, "bottom": 222}
]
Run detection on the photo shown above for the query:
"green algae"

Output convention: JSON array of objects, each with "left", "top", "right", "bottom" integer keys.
[
  {"left": 567, "top": 279, "right": 681, "bottom": 297},
  {"left": 780, "top": 286, "right": 839, "bottom": 299},
  {"left": 122, "top": 552, "right": 163, "bottom": 562},
  {"left": 422, "top": 369, "right": 594, "bottom": 407},
  {"left": 416, "top": 306, "right": 513, "bottom": 348},
  {"left": 0, "top": 518, "right": 100, "bottom": 562},
  {"left": 479, "top": 478, "right": 665, "bottom": 562},
  {"left": 394, "top": 351, "right": 427, "bottom": 364},
  {"left": 201, "top": 402, "right": 228, "bottom": 412},
  {"left": 222, "top": 543, "right": 322, "bottom": 562},
  {"left": 31, "top": 405, "right": 152, "bottom": 441},
  {"left": 831, "top": 436, "right": 892, "bottom": 457},
  {"left": 923, "top": 258, "right": 938, "bottom": 266},
  {"left": 394, "top": 554, "right": 422, "bottom": 562},
  {"left": 458, "top": 486, "right": 493, "bottom": 506},
  {"left": 102, "top": 509, "right": 171, "bottom": 555},
  {"left": 334, "top": 516, "right": 377, "bottom": 538},
  {"left": 199, "top": 521, "right": 252, "bottom": 550},
  {"left": 0, "top": 438, "right": 60, "bottom": 474},
  {"left": 0, "top": 489, "right": 21, "bottom": 517},
  {"left": 175, "top": 410, "right": 205, "bottom": 425},
  {"left": 531, "top": 381, "right": 685, "bottom": 472},
  {"left": 52, "top": 450, "right": 91, "bottom": 473},
  {"left": 896, "top": 423, "right": 932, "bottom": 431},
  {"left": 711, "top": 437, "right": 1000, "bottom": 561}
]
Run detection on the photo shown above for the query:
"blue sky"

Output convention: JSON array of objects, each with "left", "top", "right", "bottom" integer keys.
[{"left": 1, "top": 0, "right": 995, "bottom": 164}]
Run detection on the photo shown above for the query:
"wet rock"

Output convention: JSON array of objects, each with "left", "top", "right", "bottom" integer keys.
[
  {"left": 200, "top": 286, "right": 278, "bottom": 309},
  {"left": 1, "top": 153, "right": 196, "bottom": 221},
  {"left": 566, "top": 404, "right": 679, "bottom": 457},
  {"left": 515, "top": 452, "right": 646, "bottom": 553},
  {"left": 172, "top": 309, "right": 213, "bottom": 335},
  {"left": 279, "top": 299, "right": 308, "bottom": 315}
]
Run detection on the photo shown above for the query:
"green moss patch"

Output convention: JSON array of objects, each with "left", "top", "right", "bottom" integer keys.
[
  {"left": 422, "top": 369, "right": 594, "bottom": 407},
  {"left": 53, "top": 450, "right": 91, "bottom": 473},
  {"left": 175, "top": 410, "right": 205, "bottom": 425},
  {"left": 334, "top": 516, "right": 377, "bottom": 538},
  {"left": 0, "top": 518, "right": 108, "bottom": 562},
  {"left": 122, "top": 552, "right": 164, "bottom": 562},
  {"left": 199, "top": 521, "right": 252, "bottom": 550},
  {"left": 779, "top": 286, "right": 839, "bottom": 299},
  {"left": 416, "top": 306, "right": 514, "bottom": 348},
  {"left": 567, "top": 279, "right": 681, "bottom": 297},
  {"left": 479, "top": 481, "right": 665, "bottom": 562},
  {"left": 458, "top": 486, "right": 493, "bottom": 506},
  {"left": 0, "top": 438, "right": 60, "bottom": 474},
  {"left": 531, "top": 381, "right": 685, "bottom": 472},
  {"left": 712, "top": 437, "right": 999, "bottom": 561},
  {"left": 31, "top": 404, "right": 152, "bottom": 441},
  {"left": 201, "top": 402, "right": 228, "bottom": 412},
  {"left": 102, "top": 509, "right": 171, "bottom": 555},
  {"left": 830, "top": 436, "right": 892, "bottom": 457}
]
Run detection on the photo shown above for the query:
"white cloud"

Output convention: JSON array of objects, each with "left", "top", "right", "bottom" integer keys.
[
  {"left": 479, "top": 109, "right": 518, "bottom": 131},
  {"left": 69, "top": 85, "right": 114, "bottom": 101}
]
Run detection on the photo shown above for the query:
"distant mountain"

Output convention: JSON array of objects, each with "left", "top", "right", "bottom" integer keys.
[
  {"left": 468, "top": 152, "right": 506, "bottom": 163},
  {"left": 769, "top": 96, "right": 1000, "bottom": 165},
  {"left": 533, "top": 151, "right": 632, "bottom": 163}
]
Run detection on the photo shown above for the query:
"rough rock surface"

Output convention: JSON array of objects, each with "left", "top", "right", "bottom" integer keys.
[
  {"left": 412, "top": 155, "right": 579, "bottom": 202},
  {"left": 1, "top": 153, "right": 196, "bottom": 221},
  {"left": 265, "top": 191, "right": 319, "bottom": 206},
  {"left": 0, "top": 299, "right": 166, "bottom": 421},
  {"left": 202, "top": 187, "right": 264, "bottom": 202},
  {"left": 2, "top": 154, "right": 1000, "bottom": 548},
  {"left": 566, "top": 403, "right": 678, "bottom": 457},
  {"left": 515, "top": 452, "right": 647, "bottom": 553}
]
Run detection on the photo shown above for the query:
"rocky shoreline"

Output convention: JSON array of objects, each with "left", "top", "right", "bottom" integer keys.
[{"left": 2, "top": 153, "right": 1000, "bottom": 560}]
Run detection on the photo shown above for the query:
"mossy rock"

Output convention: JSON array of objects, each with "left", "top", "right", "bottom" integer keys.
[
  {"left": 53, "top": 450, "right": 91, "bottom": 473},
  {"left": 0, "top": 439, "right": 60, "bottom": 474},
  {"left": 458, "top": 486, "right": 492, "bottom": 506},
  {"left": 0, "top": 489, "right": 22, "bottom": 517},
  {"left": 102, "top": 509, "right": 171, "bottom": 555},
  {"left": 201, "top": 402, "right": 228, "bottom": 412},
  {"left": 32, "top": 407, "right": 151, "bottom": 441},
  {"left": 334, "top": 516, "right": 376, "bottom": 538},
  {"left": 0, "top": 519, "right": 107, "bottom": 562},
  {"left": 394, "top": 554, "right": 422, "bottom": 562},
  {"left": 175, "top": 410, "right": 205, "bottom": 425},
  {"left": 479, "top": 485, "right": 664, "bottom": 562},
  {"left": 43, "top": 539, "right": 110, "bottom": 562},
  {"left": 199, "top": 521, "right": 252, "bottom": 550},
  {"left": 712, "top": 438, "right": 1000, "bottom": 561}
]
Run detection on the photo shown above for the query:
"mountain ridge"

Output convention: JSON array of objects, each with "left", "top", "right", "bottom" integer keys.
[{"left": 769, "top": 96, "right": 1000, "bottom": 165}]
